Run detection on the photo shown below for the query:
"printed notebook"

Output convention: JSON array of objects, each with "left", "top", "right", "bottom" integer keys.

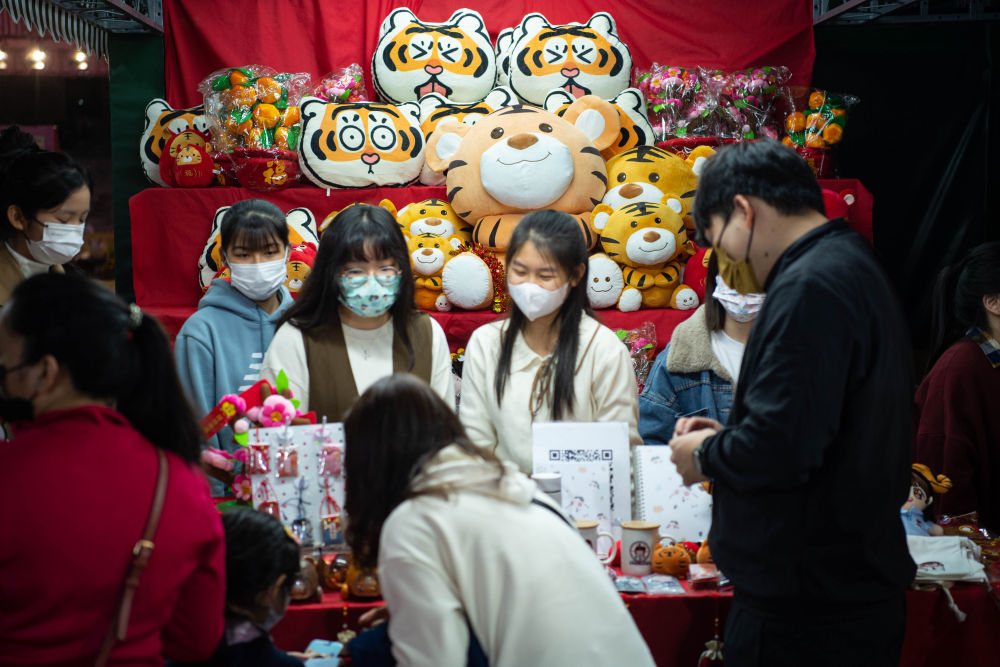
[{"left": 634, "top": 444, "right": 712, "bottom": 542}]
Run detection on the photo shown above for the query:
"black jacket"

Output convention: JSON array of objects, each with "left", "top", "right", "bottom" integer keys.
[{"left": 701, "top": 219, "right": 916, "bottom": 605}]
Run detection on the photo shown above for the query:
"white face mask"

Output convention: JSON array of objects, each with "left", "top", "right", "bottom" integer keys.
[
  {"left": 228, "top": 255, "right": 288, "bottom": 302},
  {"left": 508, "top": 280, "right": 569, "bottom": 321},
  {"left": 25, "top": 221, "right": 85, "bottom": 265},
  {"left": 712, "top": 275, "right": 765, "bottom": 323}
]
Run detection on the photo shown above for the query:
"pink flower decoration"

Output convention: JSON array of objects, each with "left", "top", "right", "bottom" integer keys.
[
  {"left": 220, "top": 394, "right": 247, "bottom": 414},
  {"left": 201, "top": 448, "right": 235, "bottom": 471},
  {"left": 233, "top": 447, "right": 249, "bottom": 464},
  {"left": 232, "top": 474, "right": 252, "bottom": 502},
  {"left": 260, "top": 394, "right": 295, "bottom": 428},
  {"left": 245, "top": 406, "right": 262, "bottom": 423}
]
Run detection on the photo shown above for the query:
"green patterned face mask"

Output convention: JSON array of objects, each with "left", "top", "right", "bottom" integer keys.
[{"left": 338, "top": 274, "right": 401, "bottom": 318}]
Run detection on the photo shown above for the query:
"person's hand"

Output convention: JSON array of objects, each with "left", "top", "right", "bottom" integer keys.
[
  {"left": 673, "top": 416, "right": 724, "bottom": 438},
  {"left": 359, "top": 605, "right": 389, "bottom": 627},
  {"left": 669, "top": 428, "right": 713, "bottom": 486}
]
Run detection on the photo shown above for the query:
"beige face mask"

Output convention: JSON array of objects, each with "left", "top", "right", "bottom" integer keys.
[{"left": 713, "top": 215, "right": 762, "bottom": 295}]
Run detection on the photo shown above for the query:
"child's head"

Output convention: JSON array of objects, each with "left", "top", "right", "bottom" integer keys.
[
  {"left": 222, "top": 509, "right": 300, "bottom": 628},
  {"left": 220, "top": 199, "right": 290, "bottom": 265}
]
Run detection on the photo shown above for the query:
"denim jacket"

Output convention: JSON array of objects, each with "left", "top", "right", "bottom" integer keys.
[{"left": 639, "top": 305, "right": 735, "bottom": 444}]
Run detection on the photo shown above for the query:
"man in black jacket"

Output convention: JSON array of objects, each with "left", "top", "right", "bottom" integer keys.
[{"left": 670, "top": 141, "right": 915, "bottom": 667}]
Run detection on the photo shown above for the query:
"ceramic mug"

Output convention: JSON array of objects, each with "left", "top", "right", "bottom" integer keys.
[
  {"left": 575, "top": 519, "right": 617, "bottom": 565},
  {"left": 621, "top": 520, "right": 672, "bottom": 576}
]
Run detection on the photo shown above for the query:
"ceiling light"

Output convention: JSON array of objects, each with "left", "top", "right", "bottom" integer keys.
[
  {"left": 28, "top": 48, "right": 46, "bottom": 62},
  {"left": 77, "top": 61, "right": 88, "bottom": 70},
  {"left": 74, "top": 50, "right": 87, "bottom": 63},
  {"left": 32, "top": 60, "right": 45, "bottom": 70}
]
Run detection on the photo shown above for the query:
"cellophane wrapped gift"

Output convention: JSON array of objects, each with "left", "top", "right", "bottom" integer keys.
[
  {"left": 702, "top": 66, "right": 792, "bottom": 140},
  {"left": 782, "top": 88, "right": 859, "bottom": 177},
  {"left": 311, "top": 63, "right": 371, "bottom": 103},
  {"left": 616, "top": 322, "right": 657, "bottom": 392},
  {"left": 199, "top": 65, "right": 311, "bottom": 191},
  {"left": 635, "top": 64, "right": 717, "bottom": 142}
]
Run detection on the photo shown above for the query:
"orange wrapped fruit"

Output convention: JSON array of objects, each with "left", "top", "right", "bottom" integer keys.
[
  {"left": 225, "top": 85, "right": 257, "bottom": 109},
  {"left": 822, "top": 124, "right": 843, "bottom": 144},
  {"left": 805, "top": 132, "right": 827, "bottom": 149},
  {"left": 225, "top": 116, "right": 253, "bottom": 137},
  {"left": 274, "top": 127, "right": 290, "bottom": 150},
  {"left": 256, "top": 77, "right": 282, "bottom": 104},
  {"left": 806, "top": 113, "right": 825, "bottom": 130},
  {"left": 253, "top": 103, "right": 280, "bottom": 129},
  {"left": 229, "top": 70, "right": 250, "bottom": 86},
  {"left": 785, "top": 111, "right": 806, "bottom": 133},
  {"left": 281, "top": 106, "right": 300, "bottom": 127},
  {"left": 808, "top": 91, "right": 826, "bottom": 108}
]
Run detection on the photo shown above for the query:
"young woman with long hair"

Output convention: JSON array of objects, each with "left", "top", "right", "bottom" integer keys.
[
  {"left": 261, "top": 203, "right": 453, "bottom": 420},
  {"left": 0, "top": 273, "right": 224, "bottom": 664},
  {"left": 459, "top": 210, "right": 641, "bottom": 473},
  {"left": 343, "top": 374, "right": 653, "bottom": 667}
]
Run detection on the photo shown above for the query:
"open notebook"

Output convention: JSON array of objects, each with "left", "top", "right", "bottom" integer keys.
[{"left": 634, "top": 444, "right": 712, "bottom": 542}]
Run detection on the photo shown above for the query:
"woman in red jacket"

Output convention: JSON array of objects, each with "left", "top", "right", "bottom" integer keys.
[
  {"left": 914, "top": 241, "right": 1000, "bottom": 532},
  {"left": 0, "top": 273, "right": 225, "bottom": 665}
]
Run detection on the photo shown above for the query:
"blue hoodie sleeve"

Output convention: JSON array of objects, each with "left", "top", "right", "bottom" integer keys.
[{"left": 175, "top": 332, "right": 221, "bottom": 450}]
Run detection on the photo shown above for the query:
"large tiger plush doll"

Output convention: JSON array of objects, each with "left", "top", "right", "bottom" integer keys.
[
  {"left": 496, "top": 12, "right": 632, "bottom": 107},
  {"left": 372, "top": 8, "right": 498, "bottom": 105},
  {"left": 416, "top": 86, "right": 516, "bottom": 185},
  {"left": 298, "top": 98, "right": 424, "bottom": 189},
  {"left": 140, "top": 99, "right": 209, "bottom": 187},
  {"left": 544, "top": 87, "right": 654, "bottom": 161}
]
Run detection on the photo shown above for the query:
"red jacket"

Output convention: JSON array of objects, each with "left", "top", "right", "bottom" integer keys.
[
  {"left": 914, "top": 337, "right": 1000, "bottom": 532},
  {"left": 0, "top": 406, "right": 225, "bottom": 666}
]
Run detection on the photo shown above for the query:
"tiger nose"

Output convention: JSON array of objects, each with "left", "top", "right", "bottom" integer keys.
[
  {"left": 424, "top": 63, "right": 443, "bottom": 75},
  {"left": 425, "top": 219, "right": 442, "bottom": 227},
  {"left": 508, "top": 133, "right": 538, "bottom": 150},
  {"left": 643, "top": 230, "right": 661, "bottom": 243},
  {"left": 620, "top": 183, "right": 643, "bottom": 199},
  {"left": 421, "top": 248, "right": 434, "bottom": 256}
]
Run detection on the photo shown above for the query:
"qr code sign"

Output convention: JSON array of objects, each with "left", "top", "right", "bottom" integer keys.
[{"left": 547, "top": 449, "right": 613, "bottom": 462}]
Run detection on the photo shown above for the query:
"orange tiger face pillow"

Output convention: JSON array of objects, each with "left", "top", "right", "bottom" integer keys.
[
  {"left": 372, "top": 8, "right": 498, "bottom": 104},
  {"left": 425, "top": 95, "right": 620, "bottom": 253},
  {"left": 140, "top": 99, "right": 209, "bottom": 187},
  {"left": 298, "top": 98, "right": 424, "bottom": 189},
  {"left": 496, "top": 12, "right": 632, "bottom": 107}
]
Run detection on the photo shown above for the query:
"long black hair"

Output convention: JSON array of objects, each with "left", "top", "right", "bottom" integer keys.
[
  {"left": 344, "top": 373, "right": 501, "bottom": 569},
  {"left": 926, "top": 241, "right": 1000, "bottom": 373},
  {"left": 496, "top": 210, "right": 591, "bottom": 420},
  {"left": 277, "top": 204, "right": 418, "bottom": 367},
  {"left": 5, "top": 273, "right": 203, "bottom": 462},
  {"left": 703, "top": 251, "right": 727, "bottom": 332},
  {"left": 220, "top": 199, "right": 290, "bottom": 258},
  {"left": 0, "top": 144, "right": 91, "bottom": 244},
  {"left": 221, "top": 508, "right": 299, "bottom": 611}
]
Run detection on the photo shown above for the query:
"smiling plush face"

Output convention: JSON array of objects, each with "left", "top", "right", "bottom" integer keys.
[
  {"left": 586, "top": 253, "right": 624, "bottom": 308},
  {"left": 406, "top": 232, "right": 461, "bottom": 278},
  {"left": 373, "top": 8, "right": 497, "bottom": 104},
  {"left": 140, "top": 99, "right": 209, "bottom": 186},
  {"left": 390, "top": 198, "right": 473, "bottom": 242},
  {"left": 298, "top": 98, "right": 424, "bottom": 188},
  {"left": 596, "top": 201, "right": 690, "bottom": 269}
]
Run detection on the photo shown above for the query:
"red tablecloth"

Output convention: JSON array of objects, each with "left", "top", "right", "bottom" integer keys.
[{"left": 273, "top": 581, "right": 1000, "bottom": 667}]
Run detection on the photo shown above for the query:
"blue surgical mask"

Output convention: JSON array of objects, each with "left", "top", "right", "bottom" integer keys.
[{"left": 338, "top": 273, "right": 400, "bottom": 318}]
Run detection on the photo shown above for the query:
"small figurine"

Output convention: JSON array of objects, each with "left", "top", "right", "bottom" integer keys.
[
  {"left": 652, "top": 536, "right": 691, "bottom": 578},
  {"left": 901, "top": 463, "right": 953, "bottom": 536},
  {"left": 341, "top": 558, "right": 381, "bottom": 600}
]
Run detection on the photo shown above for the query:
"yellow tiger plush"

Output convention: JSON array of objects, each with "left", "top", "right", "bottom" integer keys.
[
  {"left": 381, "top": 198, "right": 473, "bottom": 244},
  {"left": 496, "top": 12, "right": 632, "bottom": 106},
  {"left": 298, "top": 98, "right": 424, "bottom": 189},
  {"left": 425, "top": 96, "right": 620, "bottom": 255},
  {"left": 416, "top": 87, "right": 516, "bottom": 185},
  {"left": 544, "top": 87, "right": 654, "bottom": 160},
  {"left": 590, "top": 200, "right": 698, "bottom": 312},
  {"left": 405, "top": 232, "right": 464, "bottom": 311},
  {"left": 372, "top": 8, "right": 498, "bottom": 104},
  {"left": 140, "top": 99, "right": 209, "bottom": 187}
]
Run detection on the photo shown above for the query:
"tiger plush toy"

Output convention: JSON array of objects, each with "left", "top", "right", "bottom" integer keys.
[
  {"left": 382, "top": 197, "right": 473, "bottom": 244},
  {"left": 544, "top": 87, "right": 654, "bottom": 160},
  {"left": 405, "top": 232, "right": 464, "bottom": 311},
  {"left": 496, "top": 12, "right": 632, "bottom": 106},
  {"left": 590, "top": 200, "right": 698, "bottom": 312},
  {"left": 372, "top": 8, "right": 498, "bottom": 105},
  {"left": 416, "top": 87, "right": 516, "bottom": 185},
  {"left": 298, "top": 98, "right": 424, "bottom": 189},
  {"left": 140, "top": 99, "right": 209, "bottom": 187}
]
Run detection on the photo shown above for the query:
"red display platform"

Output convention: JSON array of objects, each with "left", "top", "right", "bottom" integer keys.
[
  {"left": 127, "top": 179, "right": 871, "bottom": 349},
  {"left": 273, "top": 580, "right": 1000, "bottom": 667}
]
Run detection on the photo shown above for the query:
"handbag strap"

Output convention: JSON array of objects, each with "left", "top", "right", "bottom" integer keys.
[{"left": 94, "top": 448, "right": 169, "bottom": 667}]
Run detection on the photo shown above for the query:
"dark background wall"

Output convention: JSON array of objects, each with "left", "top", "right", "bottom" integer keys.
[{"left": 812, "top": 21, "right": 999, "bottom": 369}]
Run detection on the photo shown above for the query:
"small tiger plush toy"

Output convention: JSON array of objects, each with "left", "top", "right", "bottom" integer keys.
[
  {"left": 372, "top": 8, "right": 498, "bottom": 105},
  {"left": 405, "top": 232, "right": 464, "bottom": 311},
  {"left": 544, "top": 87, "right": 654, "bottom": 161},
  {"left": 140, "top": 99, "right": 209, "bottom": 187},
  {"left": 496, "top": 12, "right": 632, "bottom": 107},
  {"left": 298, "top": 98, "right": 424, "bottom": 189},
  {"left": 382, "top": 198, "right": 473, "bottom": 244}
]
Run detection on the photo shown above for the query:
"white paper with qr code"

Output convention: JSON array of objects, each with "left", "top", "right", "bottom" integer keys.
[{"left": 531, "top": 421, "right": 631, "bottom": 541}]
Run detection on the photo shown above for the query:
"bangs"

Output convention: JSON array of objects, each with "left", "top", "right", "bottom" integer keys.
[
  {"left": 341, "top": 222, "right": 403, "bottom": 264},
  {"left": 228, "top": 225, "right": 284, "bottom": 253}
]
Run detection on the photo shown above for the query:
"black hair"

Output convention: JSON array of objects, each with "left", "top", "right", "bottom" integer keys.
[
  {"left": 220, "top": 199, "right": 290, "bottom": 259},
  {"left": 5, "top": 273, "right": 203, "bottom": 462},
  {"left": 277, "top": 204, "right": 418, "bottom": 367},
  {"left": 496, "top": 210, "right": 591, "bottom": 421},
  {"left": 703, "top": 250, "right": 726, "bottom": 332},
  {"left": 344, "top": 373, "right": 501, "bottom": 569},
  {"left": 692, "top": 140, "right": 825, "bottom": 247},
  {"left": 0, "top": 125, "right": 40, "bottom": 156},
  {"left": 221, "top": 508, "right": 300, "bottom": 610},
  {"left": 0, "top": 148, "right": 92, "bottom": 244},
  {"left": 926, "top": 241, "right": 1000, "bottom": 373}
]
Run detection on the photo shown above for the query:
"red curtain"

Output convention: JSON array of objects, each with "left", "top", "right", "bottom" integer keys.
[{"left": 163, "top": 0, "right": 815, "bottom": 109}]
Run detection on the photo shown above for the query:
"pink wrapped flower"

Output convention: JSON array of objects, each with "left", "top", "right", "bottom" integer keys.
[
  {"left": 201, "top": 447, "right": 235, "bottom": 471},
  {"left": 232, "top": 474, "right": 252, "bottom": 502},
  {"left": 260, "top": 394, "right": 295, "bottom": 427}
]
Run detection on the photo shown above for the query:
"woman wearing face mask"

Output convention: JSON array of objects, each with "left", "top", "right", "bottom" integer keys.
[
  {"left": 638, "top": 253, "right": 765, "bottom": 444},
  {"left": 0, "top": 134, "right": 91, "bottom": 306},
  {"left": 261, "top": 203, "right": 453, "bottom": 420},
  {"left": 175, "top": 199, "right": 292, "bottom": 471},
  {"left": 460, "top": 210, "right": 641, "bottom": 475},
  {"left": 0, "top": 273, "right": 224, "bottom": 665}
]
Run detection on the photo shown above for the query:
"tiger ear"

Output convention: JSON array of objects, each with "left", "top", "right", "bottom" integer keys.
[
  {"left": 543, "top": 89, "right": 574, "bottom": 114},
  {"left": 425, "top": 120, "right": 471, "bottom": 173},
  {"left": 561, "top": 95, "right": 621, "bottom": 151},
  {"left": 379, "top": 199, "right": 398, "bottom": 218},
  {"left": 586, "top": 12, "right": 618, "bottom": 36},
  {"left": 590, "top": 203, "right": 616, "bottom": 234}
]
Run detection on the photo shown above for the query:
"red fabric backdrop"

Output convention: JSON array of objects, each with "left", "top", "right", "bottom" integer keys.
[{"left": 162, "top": 0, "right": 815, "bottom": 109}]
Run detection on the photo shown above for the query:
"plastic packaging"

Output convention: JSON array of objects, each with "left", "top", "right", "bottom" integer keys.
[
  {"left": 702, "top": 66, "right": 792, "bottom": 140},
  {"left": 641, "top": 574, "right": 686, "bottom": 595},
  {"left": 782, "top": 88, "right": 859, "bottom": 177},
  {"left": 198, "top": 65, "right": 311, "bottom": 190},
  {"left": 635, "top": 64, "right": 717, "bottom": 142},
  {"left": 616, "top": 323, "right": 658, "bottom": 392},
  {"left": 312, "top": 63, "right": 370, "bottom": 103}
]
